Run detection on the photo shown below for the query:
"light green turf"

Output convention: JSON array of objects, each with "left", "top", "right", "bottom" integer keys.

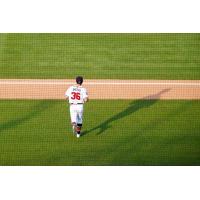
[
  {"left": 0, "top": 100, "right": 199, "bottom": 165},
  {"left": 0, "top": 33, "right": 200, "bottom": 79}
]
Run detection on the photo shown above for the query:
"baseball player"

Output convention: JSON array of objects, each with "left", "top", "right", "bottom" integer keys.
[{"left": 65, "top": 76, "right": 89, "bottom": 138}]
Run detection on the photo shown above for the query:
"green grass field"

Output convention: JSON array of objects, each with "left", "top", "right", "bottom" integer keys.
[
  {"left": 0, "top": 100, "right": 199, "bottom": 165},
  {"left": 0, "top": 33, "right": 199, "bottom": 165},
  {"left": 0, "top": 33, "right": 200, "bottom": 79}
]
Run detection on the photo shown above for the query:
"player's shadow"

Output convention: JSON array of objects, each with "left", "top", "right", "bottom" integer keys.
[
  {"left": 82, "top": 88, "right": 170, "bottom": 136},
  {"left": 0, "top": 100, "right": 56, "bottom": 133}
]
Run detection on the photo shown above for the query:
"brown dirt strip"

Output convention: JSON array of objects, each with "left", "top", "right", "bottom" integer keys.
[{"left": 0, "top": 79, "right": 200, "bottom": 100}]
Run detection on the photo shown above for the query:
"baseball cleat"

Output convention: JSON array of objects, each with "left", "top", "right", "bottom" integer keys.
[{"left": 76, "top": 133, "right": 81, "bottom": 138}]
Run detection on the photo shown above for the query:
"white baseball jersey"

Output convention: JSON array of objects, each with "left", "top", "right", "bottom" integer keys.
[
  {"left": 65, "top": 85, "right": 88, "bottom": 104},
  {"left": 65, "top": 85, "right": 88, "bottom": 124}
]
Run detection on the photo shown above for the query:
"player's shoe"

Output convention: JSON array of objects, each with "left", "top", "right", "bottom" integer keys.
[{"left": 76, "top": 133, "right": 81, "bottom": 138}]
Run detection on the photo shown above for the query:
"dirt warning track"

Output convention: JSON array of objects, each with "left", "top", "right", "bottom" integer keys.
[{"left": 0, "top": 79, "right": 200, "bottom": 100}]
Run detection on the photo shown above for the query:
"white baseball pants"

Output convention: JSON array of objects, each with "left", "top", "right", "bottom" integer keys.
[{"left": 70, "top": 104, "right": 84, "bottom": 124}]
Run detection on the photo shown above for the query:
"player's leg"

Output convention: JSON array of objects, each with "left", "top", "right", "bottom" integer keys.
[
  {"left": 72, "top": 122, "right": 77, "bottom": 134},
  {"left": 76, "top": 105, "right": 83, "bottom": 137},
  {"left": 76, "top": 123, "right": 82, "bottom": 136},
  {"left": 70, "top": 105, "right": 78, "bottom": 135}
]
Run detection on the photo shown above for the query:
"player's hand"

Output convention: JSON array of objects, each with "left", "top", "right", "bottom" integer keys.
[{"left": 84, "top": 98, "right": 88, "bottom": 103}]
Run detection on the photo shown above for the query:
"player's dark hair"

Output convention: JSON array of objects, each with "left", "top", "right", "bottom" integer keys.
[{"left": 76, "top": 76, "right": 83, "bottom": 85}]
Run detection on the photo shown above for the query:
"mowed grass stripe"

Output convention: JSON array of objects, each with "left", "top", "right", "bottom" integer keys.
[
  {"left": 0, "top": 100, "right": 200, "bottom": 165},
  {"left": 0, "top": 33, "right": 200, "bottom": 79}
]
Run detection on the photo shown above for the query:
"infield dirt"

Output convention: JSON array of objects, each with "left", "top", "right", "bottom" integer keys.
[{"left": 0, "top": 79, "right": 200, "bottom": 100}]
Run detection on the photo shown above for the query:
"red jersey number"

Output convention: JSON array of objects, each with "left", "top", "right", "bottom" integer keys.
[{"left": 71, "top": 92, "right": 80, "bottom": 100}]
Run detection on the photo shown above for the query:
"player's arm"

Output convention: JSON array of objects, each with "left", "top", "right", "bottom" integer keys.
[
  {"left": 83, "top": 89, "right": 89, "bottom": 103},
  {"left": 65, "top": 89, "right": 70, "bottom": 100},
  {"left": 65, "top": 93, "right": 69, "bottom": 100}
]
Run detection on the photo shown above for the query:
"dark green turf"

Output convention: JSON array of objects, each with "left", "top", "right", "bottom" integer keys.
[
  {"left": 0, "top": 33, "right": 200, "bottom": 79},
  {"left": 0, "top": 100, "right": 199, "bottom": 165}
]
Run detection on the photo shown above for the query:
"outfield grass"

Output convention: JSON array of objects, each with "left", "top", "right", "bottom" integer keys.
[
  {"left": 0, "top": 33, "right": 200, "bottom": 79},
  {"left": 0, "top": 99, "right": 199, "bottom": 165}
]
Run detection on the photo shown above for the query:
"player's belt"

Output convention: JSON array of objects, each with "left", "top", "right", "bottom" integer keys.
[{"left": 70, "top": 103, "right": 83, "bottom": 105}]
